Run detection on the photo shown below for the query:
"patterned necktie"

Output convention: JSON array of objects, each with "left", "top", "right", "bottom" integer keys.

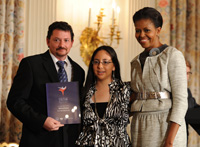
[{"left": 56, "top": 61, "right": 68, "bottom": 82}]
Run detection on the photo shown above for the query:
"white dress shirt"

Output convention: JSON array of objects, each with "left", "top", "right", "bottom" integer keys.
[{"left": 49, "top": 51, "right": 72, "bottom": 82}]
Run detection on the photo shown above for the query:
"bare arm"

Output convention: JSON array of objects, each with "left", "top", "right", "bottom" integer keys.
[{"left": 164, "top": 122, "right": 180, "bottom": 147}]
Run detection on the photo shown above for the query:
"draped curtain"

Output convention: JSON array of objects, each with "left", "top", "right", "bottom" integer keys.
[
  {"left": 0, "top": 0, "right": 24, "bottom": 144},
  {"left": 156, "top": 0, "right": 200, "bottom": 146}
]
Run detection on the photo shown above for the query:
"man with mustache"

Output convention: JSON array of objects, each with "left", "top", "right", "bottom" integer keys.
[{"left": 7, "top": 21, "right": 85, "bottom": 147}]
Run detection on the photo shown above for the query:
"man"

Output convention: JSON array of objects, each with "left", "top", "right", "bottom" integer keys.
[
  {"left": 7, "top": 21, "right": 85, "bottom": 147},
  {"left": 185, "top": 60, "right": 200, "bottom": 141}
]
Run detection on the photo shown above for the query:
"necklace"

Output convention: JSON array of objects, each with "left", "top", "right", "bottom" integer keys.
[{"left": 94, "top": 90, "right": 112, "bottom": 119}]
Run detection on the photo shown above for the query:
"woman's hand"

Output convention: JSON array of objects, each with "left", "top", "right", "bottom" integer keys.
[
  {"left": 130, "top": 91, "right": 137, "bottom": 103},
  {"left": 164, "top": 142, "right": 173, "bottom": 147}
]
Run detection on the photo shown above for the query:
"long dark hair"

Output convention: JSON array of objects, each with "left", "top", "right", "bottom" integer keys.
[{"left": 83, "top": 45, "right": 121, "bottom": 98}]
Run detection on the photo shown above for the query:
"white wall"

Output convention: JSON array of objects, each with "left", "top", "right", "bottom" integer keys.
[{"left": 25, "top": 0, "right": 155, "bottom": 81}]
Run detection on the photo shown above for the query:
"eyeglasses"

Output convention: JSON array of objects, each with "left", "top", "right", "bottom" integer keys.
[
  {"left": 92, "top": 60, "right": 113, "bottom": 66},
  {"left": 187, "top": 72, "right": 192, "bottom": 75}
]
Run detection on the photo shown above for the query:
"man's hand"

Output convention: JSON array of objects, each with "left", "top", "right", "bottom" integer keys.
[{"left": 43, "top": 117, "right": 64, "bottom": 131}]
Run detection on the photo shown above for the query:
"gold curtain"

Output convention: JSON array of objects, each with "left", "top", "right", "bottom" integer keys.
[
  {"left": 0, "top": 0, "right": 25, "bottom": 144},
  {"left": 156, "top": 0, "right": 200, "bottom": 146}
]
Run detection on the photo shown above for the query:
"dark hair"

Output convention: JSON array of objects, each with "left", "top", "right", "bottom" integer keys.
[
  {"left": 47, "top": 21, "right": 74, "bottom": 40},
  {"left": 133, "top": 7, "right": 163, "bottom": 28},
  {"left": 83, "top": 45, "right": 121, "bottom": 98}
]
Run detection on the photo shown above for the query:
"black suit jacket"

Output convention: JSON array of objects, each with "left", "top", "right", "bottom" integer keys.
[
  {"left": 7, "top": 50, "right": 85, "bottom": 147},
  {"left": 185, "top": 88, "right": 200, "bottom": 137}
]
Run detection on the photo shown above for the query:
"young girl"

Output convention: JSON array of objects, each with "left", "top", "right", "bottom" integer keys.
[{"left": 76, "top": 46, "right": 131, "bottom": 146}]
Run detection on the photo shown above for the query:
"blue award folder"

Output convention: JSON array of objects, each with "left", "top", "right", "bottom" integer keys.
[{"left": 46, "top": 82, "right": 81, "bottom": 124}]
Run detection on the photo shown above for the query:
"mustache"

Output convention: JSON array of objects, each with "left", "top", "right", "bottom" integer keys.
[{"left": 56, "top": 47, "right": 67, "bottom": 50}]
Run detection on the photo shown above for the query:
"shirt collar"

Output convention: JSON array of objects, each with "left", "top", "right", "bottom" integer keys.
[{"left": 49, "top": 50, "right": 70, "bottom": 66}]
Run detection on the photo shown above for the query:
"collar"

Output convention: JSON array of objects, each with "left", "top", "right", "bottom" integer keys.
[
  {"left": 90, "top": 79, "right": 121, "bottom": 93},
  {"left": 49, "top": 50, "right": 71, "bottom": 66},
  {"left": 141, "top": 44, "right": 168, "bottom": 58}
]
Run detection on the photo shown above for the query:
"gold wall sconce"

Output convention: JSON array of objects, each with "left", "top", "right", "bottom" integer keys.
[{"left": 80, "top": 3, "right": 122, "bottom": 66}]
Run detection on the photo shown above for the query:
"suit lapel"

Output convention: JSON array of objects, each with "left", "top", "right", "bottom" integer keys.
[
  {"left": 68, "top": 56, "right": 78, "bottom": 82},
  {"left": 42, "top": 51, "right": 58, "bottom": 82},
  {"left": 41, "top": 53, "right": 80, "bottom": 83}
]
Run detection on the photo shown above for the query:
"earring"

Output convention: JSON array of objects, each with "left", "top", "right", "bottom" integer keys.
[{"left": 112, "top": 71, "right": 115, "bottom": 80}]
